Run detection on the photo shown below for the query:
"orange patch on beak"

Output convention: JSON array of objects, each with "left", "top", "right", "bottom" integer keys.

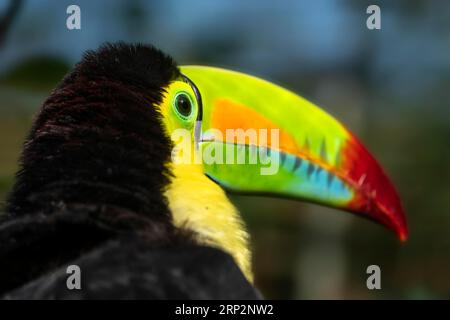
[
  {"left": 211, "top": 98, "right": 299, "bottom": 152},
  {"left": 211, "top": 98, "right": 339, "bottom": 176}
]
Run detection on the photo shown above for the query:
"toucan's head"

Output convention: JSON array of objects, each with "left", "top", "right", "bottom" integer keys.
[
  {"left": 158, "top": 69, "right": 407, "bottom": 231},
  {"left": 8, "top": 43, "right": 407, "bottom": 283}
]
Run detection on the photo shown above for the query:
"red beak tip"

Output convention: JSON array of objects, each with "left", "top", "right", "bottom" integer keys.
[
  {"left": 391, "top": 214, "right": 408, "bottom": 242},
  {"left": 398, "top": 232, "right": 408, "bottom": 242},
  {"left": 397, "top": 227, "right": 408, "bottom": 242}
]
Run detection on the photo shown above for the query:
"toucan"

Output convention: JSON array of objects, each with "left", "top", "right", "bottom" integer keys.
[{"left": 0, "top": 43, "right": 407, "bottom": 299}]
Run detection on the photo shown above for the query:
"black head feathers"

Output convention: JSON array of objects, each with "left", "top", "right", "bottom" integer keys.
[
  {"left": 6, "top": 43, "right": 180, "bottom": 231},
  {"left": 60, "top": 42, "right": 180, "bottom": 93}
]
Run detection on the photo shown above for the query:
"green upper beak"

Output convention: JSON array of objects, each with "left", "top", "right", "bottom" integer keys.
[{"left": 180, "top": 66, "right": 408, "bottom": 241}]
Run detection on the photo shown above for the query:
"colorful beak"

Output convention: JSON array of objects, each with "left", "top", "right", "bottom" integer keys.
[{"left": 180, "top": 66, "right": 408, "bottom": 241}]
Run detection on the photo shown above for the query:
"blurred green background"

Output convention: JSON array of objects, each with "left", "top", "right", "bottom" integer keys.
[{"left": 0, "top": 0, "right": 449, "bottom": 299}]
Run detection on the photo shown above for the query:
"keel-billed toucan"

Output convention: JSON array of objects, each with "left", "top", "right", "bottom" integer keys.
[{"left": 0, "top": 43, "right": 407, "bottom": 299}]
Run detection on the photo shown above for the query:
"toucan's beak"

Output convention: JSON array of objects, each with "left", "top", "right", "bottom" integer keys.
[{"left": 180, "top": 66, "right": 408, "bottom": 241}]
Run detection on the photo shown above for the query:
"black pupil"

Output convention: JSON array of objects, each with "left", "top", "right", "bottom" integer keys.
[{"left": 176, "top": 94, "right": 192, "bottom": 117}]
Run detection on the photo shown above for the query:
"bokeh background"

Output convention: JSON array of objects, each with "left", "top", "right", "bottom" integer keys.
[{"left": 1, "top": 0, "right": 449, "bottom": 299}]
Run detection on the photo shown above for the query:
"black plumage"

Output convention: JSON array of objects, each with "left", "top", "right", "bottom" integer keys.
[{"left": 0, "top": 43, "right": 259, "bottom": 299}]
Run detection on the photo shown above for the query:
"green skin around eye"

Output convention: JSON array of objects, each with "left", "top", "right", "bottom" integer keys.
[{"left": 173, "top": 92, "right": 196, "bottom": 122}]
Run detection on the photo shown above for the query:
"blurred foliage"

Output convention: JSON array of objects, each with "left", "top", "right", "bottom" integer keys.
[
  {"left": 0, "top": 56, "right": 70, "bottom": 91},
  {"left": 0, "top": 116, "right": 31, "bottom": 208}
]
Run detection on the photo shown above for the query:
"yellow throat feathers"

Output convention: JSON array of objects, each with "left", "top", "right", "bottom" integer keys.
[{"left": 164, "top": 163, "right": 253, "bottom": 282}]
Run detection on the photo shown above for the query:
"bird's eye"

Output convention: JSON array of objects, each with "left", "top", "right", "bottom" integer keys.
[{"left": 173, "top": 92, "right": 194, "bottom": 120}]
